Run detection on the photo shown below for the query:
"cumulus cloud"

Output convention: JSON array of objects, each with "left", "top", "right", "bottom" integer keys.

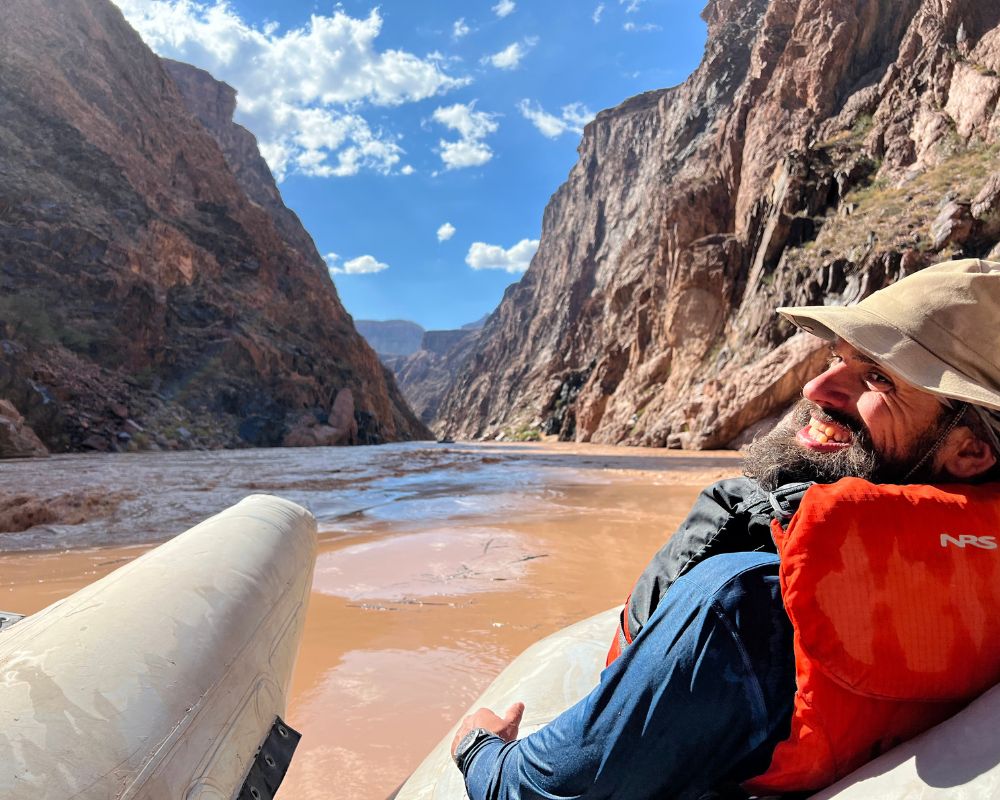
[
  {"left": 465, "top": 239, "right": 539, "bottom": 273},
  {"left": 593, "top": 3, "right": 605, "bottom": 23},
  {"left": 484, "top": 38, "right": 536, "bottom": 70},
  {"left": 493, "top": 0, "right": 516, "bottom": 18},
  {"left": 623, "top": 21, "right": 662, "bottom": 32},
  {"left": 432, "top": 102, "right": 499, "bottom": 170},
  {"left": 518, "top": 100, "right": 594, "bottom": 138},
  {"left": 453, "top": 17, "right": 470, "bottom": 39},
  {"left": 114, "top": 1, "right": 468, "bottom": 180},
  {"left": 437, "top": 222, "right": 456, "bottom": 242},
  {"left": 325, "top": 253, "right": 389, "bottom": 275}
]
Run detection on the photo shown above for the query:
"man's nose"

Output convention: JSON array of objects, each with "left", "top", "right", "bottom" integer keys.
[{"left": 802, "top": 363, "right": 853, "bottom": 410}]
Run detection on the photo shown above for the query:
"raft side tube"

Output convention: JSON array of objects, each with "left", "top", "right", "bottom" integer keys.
[
  {"left": 0, "top": 493, "right": 317, "bottom": 800},
  {"left": 397, "top": 607, "right": 1000, "bottom": 800}
]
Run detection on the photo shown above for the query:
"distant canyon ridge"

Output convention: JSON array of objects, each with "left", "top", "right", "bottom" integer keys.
[
  {"left": 356, "top": 318, "right": 485, "bottom": 428},
  {"left": 5, "top": 0, "right": 1000, "bottom": 458}
]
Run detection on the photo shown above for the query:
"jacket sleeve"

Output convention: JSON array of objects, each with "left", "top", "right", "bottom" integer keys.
[{"left": 622, "top": 477, "right": 775, "bottom": 645}]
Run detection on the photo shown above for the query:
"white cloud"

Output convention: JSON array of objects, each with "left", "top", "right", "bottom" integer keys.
[
  {"left": 518, "top": 100, "right": 595, "bottom": 139},
  {"left": 620, "top": 0, "right": 644, "bottom": 11},
  {"left": 432, "top": 102, "right": 499, "bottom": 170},
  {"left": 484, "top": 37, "right": 537, "bottom": 70},
  {"left": 487, "top": 42, "right": 524, "bottom": 70},
  {"left": 623, "top": 21, "right": 662, "bottom": 32},
  {"left": 439, "top": 140, "right": 493, "bottom": 169},
  {"left": 437, "top": 222, "right": 456, "bottom": 242},
  {"left": 452, "top": 17, "right": 470, "bottom": 39},
  {"left": 400, "top": 164, "right": 415, "bottom": 175},
  {"left": 114, "top": 2, "right": 469, "bottom": 180},
  {"left": 327, "top": 253, "right": 390, "bottom": 275},
  {"left": 593, "top": 4, "right": 605, "bottom": 23},
  {"left": 492, "top": 0, "right": 516, "bottom": 18},
  {"left": 466, "top": 239, "right": 539, "bottom": 273}
]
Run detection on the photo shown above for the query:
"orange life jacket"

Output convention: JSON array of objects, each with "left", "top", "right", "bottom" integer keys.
[{"left": 744, "top": 478, "right": 1000, "bottom": 794}]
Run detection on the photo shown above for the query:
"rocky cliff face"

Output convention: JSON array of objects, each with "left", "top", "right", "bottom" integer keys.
[
  {"left": 437, "top": 0, "right": 1000, "bottom": 447},
  {"left": 0, "top": 0, "right": 429, "bottom": 454}
]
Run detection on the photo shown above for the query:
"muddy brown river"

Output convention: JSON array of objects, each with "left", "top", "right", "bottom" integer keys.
[{"left": 0, "top": 441, "right": 741, "bottom": 798}]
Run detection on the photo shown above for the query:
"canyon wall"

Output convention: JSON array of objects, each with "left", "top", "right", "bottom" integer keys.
[
  {"left": 436, "top": 0, "right": 1000, "bottom": 447},
  {"left": 0, "top": 0, "right": 429, "bottom": 453}
]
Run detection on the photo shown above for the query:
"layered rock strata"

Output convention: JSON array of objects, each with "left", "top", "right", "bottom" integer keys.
[
  {"left": 437, "top": 0, "right": 1000, "bottom": 447},
  {"left": 0, "top": 0, "right": 428, "bottom": 453}
]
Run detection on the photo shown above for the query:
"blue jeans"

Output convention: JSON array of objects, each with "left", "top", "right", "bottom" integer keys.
[{"left": 462, "top": 552, "right": 796, "bottom": 800}]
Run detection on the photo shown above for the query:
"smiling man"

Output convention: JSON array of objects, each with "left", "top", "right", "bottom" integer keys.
[{"left": 451, "top": 258, "right": 1000, "bottom": 800}]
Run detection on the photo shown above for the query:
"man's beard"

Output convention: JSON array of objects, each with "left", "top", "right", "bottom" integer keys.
[{"left": 742, "top": 399, "right": 948, "bottom": 491}]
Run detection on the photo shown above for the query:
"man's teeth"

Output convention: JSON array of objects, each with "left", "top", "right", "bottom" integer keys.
[{"left": 809, "top": 417, "right": 850, "bottom": 444}]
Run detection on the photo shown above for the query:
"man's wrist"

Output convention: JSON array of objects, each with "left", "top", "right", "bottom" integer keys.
[{"left": 453, "top": 727, "right": 497, "bottom": 772}]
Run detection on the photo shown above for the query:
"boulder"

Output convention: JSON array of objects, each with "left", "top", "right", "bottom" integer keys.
[
  {"left": 283, "top": 389, "right": 357, "bottom": 447},
  {"left": 972, "top": 172, "right": 1000, "bottom": 220},
  {"left": 0, "top": 399, "right": 49, "bottom": 458},
  {"left": 930, "top": 200, "right": 975, "bottom": 251}
]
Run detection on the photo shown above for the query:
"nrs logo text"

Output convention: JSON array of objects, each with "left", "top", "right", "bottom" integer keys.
[{"left": 940, "top": 534, "right": 998, "bottom": 550}]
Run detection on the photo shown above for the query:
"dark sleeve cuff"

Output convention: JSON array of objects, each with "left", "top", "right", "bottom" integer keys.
[{"left": 459, "top": 735, "right": 511, "bottom": 800}]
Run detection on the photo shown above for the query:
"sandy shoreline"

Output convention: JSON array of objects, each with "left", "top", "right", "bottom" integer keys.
[{"left": 0, "top": 443, "right": 741, "bottom": 798}]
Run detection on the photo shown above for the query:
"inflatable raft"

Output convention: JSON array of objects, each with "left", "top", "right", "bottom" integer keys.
[
  {"left": 0, "top": 494, "right": 316, "bottom": 800},
  {"left": 395, "top": 608, "right": 1000, "bottom": 799}
]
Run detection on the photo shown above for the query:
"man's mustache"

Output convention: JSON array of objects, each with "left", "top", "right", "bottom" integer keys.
[{"left": 796, "top": 400, "right": 867, "bottom": 438}]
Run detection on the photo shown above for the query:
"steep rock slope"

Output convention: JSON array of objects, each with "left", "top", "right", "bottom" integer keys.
[
  {"left": 437, "top": 0, "right": 1000, "bottom": 447},
  {"left": 0, "top": 0, "right": 428, "bottom": 452}
]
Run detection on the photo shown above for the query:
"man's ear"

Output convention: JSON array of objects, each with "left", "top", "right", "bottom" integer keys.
[{"left": 940, "top": 427, "right": 998, "bottom": 480}]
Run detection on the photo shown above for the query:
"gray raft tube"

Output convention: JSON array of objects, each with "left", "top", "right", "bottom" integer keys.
[
  {"left": 0, "top": 494, "right": 317, "bottom": 800},
  {"left": 395, "top": 608, "right": 1000, "bottom": 800}
]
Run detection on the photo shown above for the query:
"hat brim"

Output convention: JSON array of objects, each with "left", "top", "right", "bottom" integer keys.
[{"left": 778, "top": 305, "right": 1000, "bottom": 412}]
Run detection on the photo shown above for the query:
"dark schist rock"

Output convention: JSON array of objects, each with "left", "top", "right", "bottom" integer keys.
[
  {"left": 0, "top": 0, "right": 429, "bottom": 452},
  {"left": 436, "top": 0, "right": 1000, "bottom": 447}
]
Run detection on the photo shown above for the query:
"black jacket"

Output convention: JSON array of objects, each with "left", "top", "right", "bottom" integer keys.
[{"left": 617, "top": 477, "right": 812, "bottom": 651}]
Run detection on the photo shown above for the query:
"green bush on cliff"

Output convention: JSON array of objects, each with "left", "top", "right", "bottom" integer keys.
[{"left": 505, "top": 424, "right": 542, "bottom": 442}]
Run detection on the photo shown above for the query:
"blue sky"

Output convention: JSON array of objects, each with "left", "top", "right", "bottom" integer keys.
[{"left": 114, "top": 0, "right": 707, "bottom": 329}]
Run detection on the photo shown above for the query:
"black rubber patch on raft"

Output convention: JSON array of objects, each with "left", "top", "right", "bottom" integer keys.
[{"left": 238, "top": 715, "right": 302, "bottom": 800}]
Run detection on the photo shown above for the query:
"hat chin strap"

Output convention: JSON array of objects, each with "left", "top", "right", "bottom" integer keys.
[{"left": 901, "top": 404, "right": 968, "bottom": 483}]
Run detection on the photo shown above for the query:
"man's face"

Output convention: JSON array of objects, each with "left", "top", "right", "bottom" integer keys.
[{"left": 744, "top": 340, "right": 952, "bottom": 489}]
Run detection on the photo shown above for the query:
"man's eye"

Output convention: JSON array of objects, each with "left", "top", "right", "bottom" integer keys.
[{"left": 865, "top": 371, "right": 893, "bottom": 390}]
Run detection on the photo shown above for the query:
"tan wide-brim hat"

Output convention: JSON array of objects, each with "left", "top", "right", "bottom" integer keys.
[{"left": 777, "top": 258, "right": 1000, "bottom": 412}]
